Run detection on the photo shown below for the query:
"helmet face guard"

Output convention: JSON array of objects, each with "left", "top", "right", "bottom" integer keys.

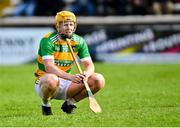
[{"left": 55, "top": 11, "right": 77, "bottom": 37}]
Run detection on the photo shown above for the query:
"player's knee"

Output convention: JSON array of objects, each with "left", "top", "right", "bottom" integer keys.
[
  {"left": 41, "top": 74, "right": 59, "bottom": 90},
  {"left": 95, "top": 73, "right": 105, "bottom": 90}
]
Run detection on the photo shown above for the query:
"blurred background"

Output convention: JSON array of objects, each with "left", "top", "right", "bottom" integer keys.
[
  {"left": 1, "top": 0, "right": 179, "bottom": 16},
  {"left": 1, "top": 0, "right": 180, "bottom": 65}
]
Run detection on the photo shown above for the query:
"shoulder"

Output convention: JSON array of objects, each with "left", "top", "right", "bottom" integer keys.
[
  {"left": 44, "top": 31, "right": 57, "bottom": 39},
  {"left": 40, "top": 32, "right": 58, "bottom": 44},
  {"left": 72, "top": 33, "right": 86, "bottom": 44}
]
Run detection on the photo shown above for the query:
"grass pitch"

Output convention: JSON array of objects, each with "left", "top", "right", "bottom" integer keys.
[{"left": 0, "top": 63, "right": 180, "bottom": 127}]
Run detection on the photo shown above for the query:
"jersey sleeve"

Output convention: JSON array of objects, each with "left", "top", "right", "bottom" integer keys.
[
  {"left": 40, "top": 38, "right": 54, "bottom": 59},
  {"left": 78, "top": 38, "right": 91, "bottom": 60}
]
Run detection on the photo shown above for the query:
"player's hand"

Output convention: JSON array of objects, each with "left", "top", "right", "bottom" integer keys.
[
  {"left": 82, "top": 71, "right": 89, "bottom": 82},
  {"left": 71, "top": 74, "right": 86, "bottom": 84}
]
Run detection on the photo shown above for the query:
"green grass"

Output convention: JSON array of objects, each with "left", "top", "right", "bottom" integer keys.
[{"left": 0, "top": 63, "right": 180, "bottom": 127}]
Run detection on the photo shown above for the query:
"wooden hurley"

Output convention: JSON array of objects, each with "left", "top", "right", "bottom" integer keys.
[{"left": 66, "top": 39, "right": 102, "bottom": 113}]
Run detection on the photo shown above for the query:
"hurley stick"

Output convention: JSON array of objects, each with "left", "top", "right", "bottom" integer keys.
[{"left": 66, "top": 39, "right": 102, "bottom": 113}]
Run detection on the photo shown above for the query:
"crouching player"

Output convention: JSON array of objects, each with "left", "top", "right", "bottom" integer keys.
[{"left": 34, "top": 10, "right": 105, "bottom": 115}]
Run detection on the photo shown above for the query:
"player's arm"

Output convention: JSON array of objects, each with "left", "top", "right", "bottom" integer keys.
[
  {"left": 44, "top": 58, "right": 70, "bottom": 80},
  {"left": 78, "top": 38, "right": 94, "bottom": 79},
  {"left": 81, "top": 58, "right": 94, "bottom": 79},
  {"left": 43, "top": 58, "right": 84, "bottom": 84}
]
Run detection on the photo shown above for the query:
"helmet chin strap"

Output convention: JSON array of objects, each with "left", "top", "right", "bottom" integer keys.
[{"left": 59, "top": 33, "right": 71, "bottom": 40}]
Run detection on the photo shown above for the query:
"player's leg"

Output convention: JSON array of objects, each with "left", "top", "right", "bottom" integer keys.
[
  {"left": 88, "top": 73, "right": 105, "bottom": 93},
  {"left": 49, "top": 77, "right": 85, "bottom": 114},
  {"left": 35, "top": 73, "right": 59, "bottom": 115},
  {"left": 39, "top": 74, "right": 59, "bottom": 103},
  {"left": 67, "top": 73, "right": 105, "bottom": 102},
  {"left": 59, "top": 80, "right": 85, "bottom": 113},
  {"left": 61, "top": 73, "right": 104, "bottom": 114}
]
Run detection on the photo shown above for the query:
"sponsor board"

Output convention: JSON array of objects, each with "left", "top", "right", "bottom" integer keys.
[
  {"left": 1, "top": 25, "right": 180, "bottom": 64},
  {"left": 0, "top": 27, "right": 53, "bottom": 65},
  {"left": 78, "top": 25, "right": 180, "bottom": 63}
]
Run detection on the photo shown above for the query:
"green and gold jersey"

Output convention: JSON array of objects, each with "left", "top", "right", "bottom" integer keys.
[{"left": 35, "top": 32, "right": 91, "bottom": 78}]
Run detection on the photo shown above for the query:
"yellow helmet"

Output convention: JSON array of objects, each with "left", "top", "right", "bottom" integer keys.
[{"left": 55, "top": 10, "right": 76, "bottom": 24}]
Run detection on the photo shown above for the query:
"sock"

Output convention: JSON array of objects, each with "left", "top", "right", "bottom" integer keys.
[
  {"left": 72, "top": 98, "right": 78, "bottom": 103},
  {"left": 42, "top": 100, "right": 51, "bottom": 107},
  {"left": 66, "top": 98, "right": 76, "bottom": 106}
]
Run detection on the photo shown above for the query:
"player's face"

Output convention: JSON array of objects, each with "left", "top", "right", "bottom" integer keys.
[{"left": 60, "top": 21, "right": 75, "bottom": 37}]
